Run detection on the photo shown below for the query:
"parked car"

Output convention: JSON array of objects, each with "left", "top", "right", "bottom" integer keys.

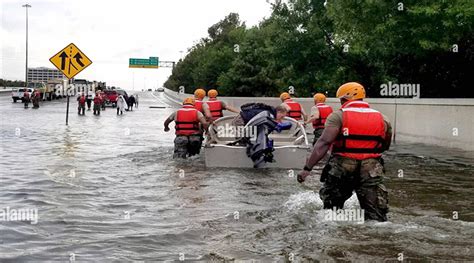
[
  {"left": 11, "top": 88, "right": 34, "bottom": 103},
  {"left": 103, "top": 90, "right": 118, "bottom": 107}
]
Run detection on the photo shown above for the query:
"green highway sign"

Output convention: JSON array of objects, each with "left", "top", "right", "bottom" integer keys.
[{"left": 129, "top": 57, "right": 159, "bottom": 68}]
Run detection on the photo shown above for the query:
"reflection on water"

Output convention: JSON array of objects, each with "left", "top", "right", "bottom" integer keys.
[
  {"left": 59, "top": 126, "right": 79, "bottom": 158},
  {"left": 0, "top": 93, "right": 473, "bottom": 261}
]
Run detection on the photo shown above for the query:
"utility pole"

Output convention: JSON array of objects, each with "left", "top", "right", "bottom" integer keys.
[{"left": 22, "top": 3, "right": 31, "bottom": 89}]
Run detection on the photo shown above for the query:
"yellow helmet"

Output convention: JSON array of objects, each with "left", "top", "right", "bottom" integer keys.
[
  {"left": 208, "top": 89, "right": 218, "bottom": 98},
  {"left": 313, "top": 93, "right": 326, "bottom": 103},
  {"left": 280, "top": 92, "right": 291, "bottom": 101},
  {"left": 183, "top": 97, "right": 195, "bottom": 105},
  {"left": 336, "top": 82, "right": 366, "bottom": 100},
  {"left": 194, "top": 88, "right": 206, "bottom": 100}
]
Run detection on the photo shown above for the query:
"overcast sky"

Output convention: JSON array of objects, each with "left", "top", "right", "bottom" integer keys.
[{"left": 1, "top": 0, "right": 272, "bottom": 89}]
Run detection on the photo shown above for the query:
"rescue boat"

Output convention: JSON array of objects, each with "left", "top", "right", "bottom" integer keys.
[{"left": 204, "top": 115, "right": 310, "bottom": 169}]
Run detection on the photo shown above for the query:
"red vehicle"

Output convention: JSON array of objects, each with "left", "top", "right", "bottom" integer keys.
[{"left": 103, "top": 90, "right": 118, "bottom": 107}]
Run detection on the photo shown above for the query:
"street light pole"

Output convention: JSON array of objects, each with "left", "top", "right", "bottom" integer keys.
[{"left": 22, "top": 3, "right": 31, "bottom": 89}]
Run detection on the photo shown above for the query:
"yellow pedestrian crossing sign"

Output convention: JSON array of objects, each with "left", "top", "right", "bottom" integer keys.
[{"left": 49, "top": 43, "right": 92, "bottom": 79}]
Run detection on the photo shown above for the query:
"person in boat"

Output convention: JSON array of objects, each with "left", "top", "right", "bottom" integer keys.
[
  {"left": 231, "top": 103, "right": 288, "bottom": 126},
  {"left": 164, "top": 97, "right": 209, "bottom": 159},
  {"left": 279, "top": 92, "right": 307, "bottom": 121},
  {"left": 228, "top": 103, "right": 291, "bottom": 168},
  {"left": 205, "top": 89, "right": 240, "bottom": 122},
  {"left": 297, "top": 82, "right": 392, "bottom": 222},
  {"left": 306, "top": 93, "right": 333, "bottom": 145}
]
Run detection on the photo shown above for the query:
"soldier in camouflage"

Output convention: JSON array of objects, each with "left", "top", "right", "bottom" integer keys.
[
  {"left": 164, "top": 97, "right": 208, "bottom": 159},
  {"left": 298, "top": 82, "right": 392, "bottom": 222}
]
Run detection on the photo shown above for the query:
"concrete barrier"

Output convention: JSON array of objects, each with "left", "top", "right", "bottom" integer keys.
[
  {"left": 164, "top": 89, "right": 474, "bottom": 151},
  {"left": 0, "top": 87, "right": 14, "bottom": 93}
]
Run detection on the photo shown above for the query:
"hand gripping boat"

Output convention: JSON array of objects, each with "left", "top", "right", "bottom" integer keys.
[{"left": 204, "top": 115, "right": 310, "bottom": 169}]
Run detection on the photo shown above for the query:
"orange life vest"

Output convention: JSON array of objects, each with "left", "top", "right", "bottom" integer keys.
[
  {"left": 175, "top": 105, "right": 200, "bottom": 135},
  {"left": 332, "top": 101, "right": 386, "bottom": 160},
  {"left": 284, "top": 99, "right": 302, "bottom": 120},
  {"left": 206, "top": 98, "right": 223, "bottom": 120},
  {"left": 194, "top": 99, "right": 203, "bottom": 113},
  {"left": 312, "top": 103, "right": 333, "bottom": 129}
]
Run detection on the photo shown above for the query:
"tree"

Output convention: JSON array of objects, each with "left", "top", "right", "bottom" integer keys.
[{"left": 165, "top": 0, "right": 474, "bottom": 98}]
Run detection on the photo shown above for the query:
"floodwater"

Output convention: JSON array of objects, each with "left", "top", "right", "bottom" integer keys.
[{"left": 1, "top": 92, "right": 473, "bottom": 262}]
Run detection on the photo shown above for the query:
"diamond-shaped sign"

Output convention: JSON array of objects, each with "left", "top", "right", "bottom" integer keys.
[{"left": 49, "top": 43, "right": 92, "bottom": 79}]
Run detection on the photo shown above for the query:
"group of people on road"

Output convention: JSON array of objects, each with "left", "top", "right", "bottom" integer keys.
[
  {"left": 77, "top": 91, "right": 105, "bottom": 115},
  {"left": 164, "top": 82, "right": 392, "bottom": 222},
  {"left": 77, "top": 90, "right": 137, "bottom": 116},
  {"left": 23, "top": 89, "right": 42, "bottom": 109}
]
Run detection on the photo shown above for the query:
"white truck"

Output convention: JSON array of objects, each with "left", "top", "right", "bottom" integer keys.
[{"left": 11, "top": 88, "right": 34, "bottom": 103}]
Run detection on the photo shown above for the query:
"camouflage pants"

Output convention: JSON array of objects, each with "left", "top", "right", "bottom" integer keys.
[
  {"left": 312, "top": 128, "right": 324, "bottom": 145},
  {"left": 93, "top": 104, "right": 101, "bottom": 115},
  {"left": 173, "top": 135, "right": 203, "bottom": 159},
  {"left": 78, "top": 105, "right": 85, "bottom": 115},
  {"left": 319, "top": 155, "right": 389, "bottom": 221}
]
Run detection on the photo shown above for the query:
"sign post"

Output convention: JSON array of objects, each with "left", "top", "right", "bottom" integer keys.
[
  {"left": 66, "top": 88, "right": 70, "bottom": 125},
  {"left": 49, "top": 43, "right": 92, "bottom": 125}
]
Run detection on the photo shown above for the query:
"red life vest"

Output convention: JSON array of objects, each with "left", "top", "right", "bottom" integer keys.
[
  {"left": 23, "top": 92, "right": 30, "bottom": 99},
  {"left": 93, "top": 96, "right": 102, "bottom": 104},
  {"left": 206, "top": 98, "right": 223, "bottom": 120},
  {"left": 284, "top": 99, "right": 302, "bottom": 120},
  {"left": 312, "top": 103, "right": 333, "bottom": 129},
  {"left": 194, "top": 99, "right": 203, "bottom": 113},
  {"left": 332, "top": 100, "right": 386, "bottom": 160},
  {"left": 79, "top": 96, "right": 86, "bottom": 104},
  {"left": 175, "top": 105, "right": 200, "bottom": 135}
]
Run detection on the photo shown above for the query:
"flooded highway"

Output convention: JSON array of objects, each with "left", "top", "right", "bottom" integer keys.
[{"left": 1, "top": 92, "right": 473, "bottom": 261}]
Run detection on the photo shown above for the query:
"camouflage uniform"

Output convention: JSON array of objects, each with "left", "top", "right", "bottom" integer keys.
[
  {"left": 312, "top": 128, "right": 324, "bottom": 145},
  {"left": 93, "top": 103, "right": 101, "bottom": 115},
  {"left": 173, "top": 135, "right": 203, "bottom": 159},
  {"left": 319, "top": 155, "right": 389, "bottom": 221},
  {"left": 169, "top": 109, "right": 205, "bottom": 159}
]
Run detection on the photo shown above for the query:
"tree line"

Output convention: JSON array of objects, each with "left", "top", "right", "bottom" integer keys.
[
  {"left": 164, "top": 0, "right": 473, "bottom": 98},
  {"left": 0, "top": 79, "right": 26, "bottom": 88}
]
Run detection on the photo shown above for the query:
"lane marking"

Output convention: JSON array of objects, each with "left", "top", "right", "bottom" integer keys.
[
  {"left": 161, "top": 92, "right": 183, "bottom": 107},
  {"left": 149, "top": 92, "right": 174, "bottom": 107}
]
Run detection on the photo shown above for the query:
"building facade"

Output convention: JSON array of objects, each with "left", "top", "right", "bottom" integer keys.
[{"left": 27, "top": 67, "right": 66, "bottom": 84}]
